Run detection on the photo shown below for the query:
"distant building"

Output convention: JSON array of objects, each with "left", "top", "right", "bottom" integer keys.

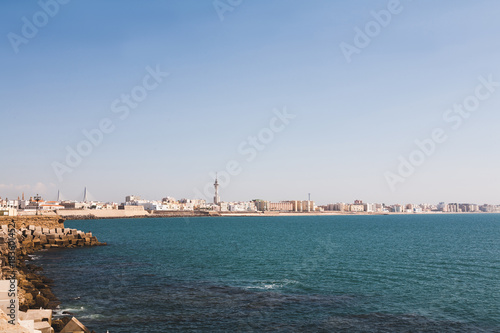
[
  {"left": 214, "top": 175, "right": 220, "bottom": 205},
  {"left": 40, "top": 201, "right": 65, "bottom": 210},
  {"left": 288, "top": 200, "right": 301, "bottom": 212},
  {"left": 392, "top": 204, "right": 403, "bottom": 213},
  {"left": 268, "top": 202, "right": 294, "bottom": 212},
  {"left": 349, "top": 204, "right": 364, "bottom": 212},
  {"left": 162, "top": 196, "right": 177, "bottom": 204},
  {"left": 336, "top": 203, "right": 348, "bottom": 212},
  {"left": 228, "top": 202, "right": 257, "bottom": 212},
  {"left": 363, "top": 203, "right": 376, "bottom": 212},
  {"left": 254, "top": 200, "right": 268, "bottom": 212},
  {"left": 180, "top": 198, "right": 205, "bottom": 209},
  {"left": 0, "top": 208, "right": 17, "bottom": 216},
  {"left": 118, "top": 205, "right": 145, "bottom": 211},
  {"left": 126, "top": 195, "right": 141, "bottom": 203},
  {"left": 479, "top": 204, "right": 500, "bottom": 213},
  {"left": 61, "top": 201, "right": 88, "bottom": 209},
  {"left": 301, "top": 201, "right": 314, "bottom": 212}
]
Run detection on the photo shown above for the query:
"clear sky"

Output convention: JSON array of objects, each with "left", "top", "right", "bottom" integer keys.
[{"left": 1, "top": 0, "right": 499, "bottom": 205}]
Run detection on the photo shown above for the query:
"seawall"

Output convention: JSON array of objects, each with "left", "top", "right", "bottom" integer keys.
[
  {"left": 57, "top": 209, "right": 150, "bottom": 219},
  {"left": 56, "top": 209, "right": 219, "bottom": 220},
  {"left": 0, "top": 216, "right": 65, "bottom": 229}
]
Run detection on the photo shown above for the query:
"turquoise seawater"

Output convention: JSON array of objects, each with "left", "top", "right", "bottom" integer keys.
[{"left": 33, "top": 214, "right": 500, "bottom": 332}]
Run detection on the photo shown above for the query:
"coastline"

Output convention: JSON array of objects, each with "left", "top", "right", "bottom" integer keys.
[{"left": 48, "top": 209, "right": 500, "bottom": 221}]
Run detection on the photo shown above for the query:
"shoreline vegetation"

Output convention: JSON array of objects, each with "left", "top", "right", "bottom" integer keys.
[{"left": 0, "top": 216, "right": 104, "bottom": 332}]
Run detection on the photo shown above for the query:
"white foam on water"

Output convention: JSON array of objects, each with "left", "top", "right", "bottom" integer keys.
[
  {"left": 59, "top": 306, "right": 86, "bottom": 313},
  {"left": 80, "top": 313, "right": 104, "bottom": 320},
  {"left": 244, "top": 279, "right": 301, "bottom": 290}
]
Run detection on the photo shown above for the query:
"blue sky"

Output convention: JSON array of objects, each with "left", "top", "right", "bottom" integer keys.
[{"left": 1, "top": 0, "right": 499, "bottom": 205}]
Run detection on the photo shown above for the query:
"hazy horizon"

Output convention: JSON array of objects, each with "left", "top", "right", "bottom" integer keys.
[{"left": 2, "top": 0, "right": 500, "bottom": 205}]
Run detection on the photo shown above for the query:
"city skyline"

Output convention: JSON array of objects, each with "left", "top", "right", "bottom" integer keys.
[
  {"left": 2, "top": 1, "right": 500, "bottom": 204},
  {"left": 1, "top": 185, "right": 499, "bottom": 208}
]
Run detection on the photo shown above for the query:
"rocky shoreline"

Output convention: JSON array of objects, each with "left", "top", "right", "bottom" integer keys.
[{"left": 0, "top": 216, "right": 105, "bottom": 332}]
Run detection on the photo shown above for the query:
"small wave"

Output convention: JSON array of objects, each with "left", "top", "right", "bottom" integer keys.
[
  {"left": 58, "top": 306, "right": 86, "bottom": 313},
  {"left": 243, "top": 279, "right": 301, "bottom": 290},
  {"left": 79, "top": 313, "right": 104, "bottom": 320}
]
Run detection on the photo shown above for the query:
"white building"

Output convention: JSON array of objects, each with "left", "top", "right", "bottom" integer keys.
[
  {"left": 0, "top": 208, "right": 18, "bottom": 216},
  {"left": 228, "top": 201, "right": 257, "bottom": 212},
  {"left": 363, "top": 203, "right": 376, "bottom": 212}
]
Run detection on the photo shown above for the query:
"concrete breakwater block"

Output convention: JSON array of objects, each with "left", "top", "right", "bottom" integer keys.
[
  {"left": 60, "top": 317, "right": 90, "bottom": 333},
  {"left": 19, "top": 309, "right": 53, "bottom": 325},
  {"left": 2, "top": 225, "right": 107, "bottom": 250},
  {"left": 34, "top": 321, "right": 55, "bottom": 333}
]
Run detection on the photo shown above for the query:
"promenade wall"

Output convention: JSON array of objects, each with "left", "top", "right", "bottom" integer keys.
[
  {"left": 0, "top": 216, "right": 64, "bottom": 229},
  {"left": 58, "top": 209, "right": 150, "bottom": 219}
]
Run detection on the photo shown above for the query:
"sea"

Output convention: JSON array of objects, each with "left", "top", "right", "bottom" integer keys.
[{"left": 32, "top": 214, "right": 500, "bottom": 332}]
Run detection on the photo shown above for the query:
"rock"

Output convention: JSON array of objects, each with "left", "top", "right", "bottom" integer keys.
[
  {"left": 18, "top": 287, "right": 35, "bottom": 311},
  {"left": 23, "top": 292, "right": 34, "bottom": 309},
  {"left": 35, "top": 294, "right": 50, "bottom": 308},
  {"left": 41, "top": 276, "right": 54, "bottom": 285},
  {"left": 32, "top": 280, "right": 46, "bottom": 289},
  {"left": 52, "top": 317, "right": 72, "bottom": 332},
  {"left": 40, "top": 288, "right": 57, "bottom": 302}
]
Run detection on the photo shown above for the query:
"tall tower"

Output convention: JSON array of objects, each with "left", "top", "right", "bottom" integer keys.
[
  {"left": 57, "top": 190, "right": 61, "bottom": 202},
  {"left": 213, "top": 174, "right": 220, "bottom": 205},
  {"left": 83, "top": 187, "right": 88, "bottom": 203}
]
